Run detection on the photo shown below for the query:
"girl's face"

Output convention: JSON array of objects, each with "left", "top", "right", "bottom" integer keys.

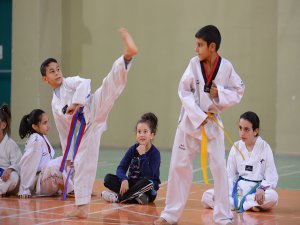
[
  {"left": 0, "top": 119, "right": 6, "bottom": 135},
  {"left": 136, "top": 122, "right": 154, "bottom": 147},
  {"left": 32, "top": 113, "right": 50, "bottom": 135},
  {"left": 239, "top": 118, "right": 259, "bottom": 145}
]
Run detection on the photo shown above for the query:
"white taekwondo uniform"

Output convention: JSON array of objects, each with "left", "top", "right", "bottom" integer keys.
[
  {"left": 51, "top": 55, "right": 131, "bottom": 205},
  {"left": 18, "top": 133, "right": 72, "bottom": 196},
  {"left": 160, "top": 56, "right": 244, "bottom": 224},
  {"left": 202, "top": 136, "right": 278, "bottom": 211},
  {"left": 0, "top": 134, "right": 22, "bottom": 195}
]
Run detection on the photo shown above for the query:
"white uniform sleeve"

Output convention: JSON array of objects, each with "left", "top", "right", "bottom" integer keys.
[
  {"left": 18, "top": 139, "right": 43, "bottom": 196},
  {"left": 227, "top": 146, "right": 238, "bottom": 193},
  {"left": 214, "top": 63, "right": 244, "bottom": 110},
  {"left": 8, "top": 139, "right": 22, "bottom": 170},
  {"left": 261, "top": 144, "right": 278, "bottom": 189},
  {"left": 65, "top": 76, "right": 91, "bottom": 106},
  {"left": 178, "top": 61, "right": 207, "bottom": 129}
]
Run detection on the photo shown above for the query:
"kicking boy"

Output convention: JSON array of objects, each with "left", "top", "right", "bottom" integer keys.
[
  {"left": 40, "top": 28, "right": 138, "bottom": 218},
  {"left": 154, "top": 25, "right": 244, "bottom": 225}
]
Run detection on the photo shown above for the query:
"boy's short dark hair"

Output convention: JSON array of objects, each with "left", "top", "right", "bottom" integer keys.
[
  {"left": 40, "top": 58, "right": 58, "bottom": 76},
  {"left": 195, "top": 25, "right": 221, "bottom": 51}
]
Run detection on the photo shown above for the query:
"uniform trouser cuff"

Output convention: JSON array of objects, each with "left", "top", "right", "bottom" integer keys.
[{"left": 75, "top": 195, "right": 91, "bottom": 205}]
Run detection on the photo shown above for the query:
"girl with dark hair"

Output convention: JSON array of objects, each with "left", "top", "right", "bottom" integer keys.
[
  {"left": 18, "top": 109, "right": 73, "bottom": 198},
  {"left": 202, "top": 111, "right": 278, "bottom": 212},
  {"left": 0, "top": 103, "right": 22, "bottom": 197},
  {"left": 101, "top": 112, "right": 161, "bottom": 204}
]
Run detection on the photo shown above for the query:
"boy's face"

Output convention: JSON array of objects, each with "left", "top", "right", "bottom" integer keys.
[
  {"left": 42, "top": 62, "right": 63, "bottom": 89},
  {"left": 195, "top": 38, "right": 215, "bottom": 61}
]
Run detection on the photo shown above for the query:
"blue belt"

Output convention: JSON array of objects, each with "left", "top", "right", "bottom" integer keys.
[
  {"left": 0, "top": 168, "right": 4, "bottom": 177},
  {"left": 232, "top": 176, "right": 261, "bottom": 213},
  {"left": 59, "top": 107, "right": 86, "bottom": 200}
]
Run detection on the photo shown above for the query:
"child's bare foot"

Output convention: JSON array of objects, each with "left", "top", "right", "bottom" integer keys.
[
  {"left": 251, "top": 206, "right": 261, "bottom": 212},
  {"left": 66, "top": 204, "right": 89, "bottom": 219},
  {"left": 119, "top": 28, "right": 138, "bottom": 61},
  {"left": 153, "top": 217, "right": 168, "bottom": 225},
  {"left": 91, "top": 190, "right": 98, "bottom": 196}
]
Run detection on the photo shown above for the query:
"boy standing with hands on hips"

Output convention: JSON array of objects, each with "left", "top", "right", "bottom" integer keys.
[
  {"left": 154, "top": 25, "right": 244, "bottom": 225},
  {"left": 40, "top": 28, "right": 138, "bottom": 218}
]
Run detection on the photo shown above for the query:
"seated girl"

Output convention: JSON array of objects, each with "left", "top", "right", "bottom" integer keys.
[
  {"left": 0, "top": 104, "right": 22, "bottom": 197},
  {"left": 201, "top": 111, "right": 278, "bottom": 212},
  {"left": 101, "top": 112, "right": 161, "bottom": 204},
  {"left": 18, "top": 109, "right": 73, "bottom": 198}
]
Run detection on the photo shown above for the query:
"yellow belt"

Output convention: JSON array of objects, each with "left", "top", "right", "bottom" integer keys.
[{"left": 201, "top": 112, "right": 245, "bottom": 184}]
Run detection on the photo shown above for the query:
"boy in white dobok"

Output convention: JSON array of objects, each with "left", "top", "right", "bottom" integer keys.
[
  {"left": 202, "top": 111, "right": 278, "bottom": 212},
  {"left": 154, "top": 25, "right": 244, "bottom": 225},
  {"left": 40, "top": 28, "right": 138, "bottom": 218}
]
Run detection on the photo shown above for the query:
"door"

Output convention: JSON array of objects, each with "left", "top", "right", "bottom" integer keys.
[{"left": 0, "top": 0, "right": 12, "bottom": 106}]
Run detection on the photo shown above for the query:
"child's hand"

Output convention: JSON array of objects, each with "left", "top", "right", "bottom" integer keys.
[
  {"left": 1, "top": 168, "right": 12, "bottom": 182},
  {"left": 66, "top": 160, "right": 73, "bottom": 172},
  {"left": 201, "top": 118, "right": 209, "bottom": 126},
  {"left": 119, "top": 180, "right": 129, "bottom": 196},
  {"left": 137, "top": 144, "right": 146, "bottom": 155},
  {"left": 66, "top": 104, "right": 80, "bottom": 115},
  {"left": 255, "top": 189, "right": 265, "bottom": 205},
  {"left": 209, "top": 80, "right": 219, "bottom": 99}
]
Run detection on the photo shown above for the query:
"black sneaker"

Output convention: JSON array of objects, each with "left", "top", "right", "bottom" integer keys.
[{"left": 135, "top": 193, "right": 149, "bottom": 205}]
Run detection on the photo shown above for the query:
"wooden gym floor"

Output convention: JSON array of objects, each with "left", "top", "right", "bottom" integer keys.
[
  {"left": 0, "top": 181, "right": 300, "bottom": 225},
  {"left": 1, "top": 149, "right": 300, "bottom": 224}
]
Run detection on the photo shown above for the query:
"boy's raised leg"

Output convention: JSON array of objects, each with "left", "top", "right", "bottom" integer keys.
[{"left": 119, "top": 28, "right": 138, "bottom": 61}]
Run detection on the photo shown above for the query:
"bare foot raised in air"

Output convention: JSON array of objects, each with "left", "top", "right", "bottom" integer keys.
[
  {"left": 66, "top": 204, "right": 89, "bottom": 219},
  {"left": 119, "top": 28, "right": 138, "bottom": 61}
]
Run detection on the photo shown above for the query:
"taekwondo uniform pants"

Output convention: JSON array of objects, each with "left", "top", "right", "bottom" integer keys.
[
  {"left": 202, "top": 188, "right": 278, "bottom": 211},
  {"left": 39, "top": 156, "right": 74, "bottom": 196},
  {"left": 160, "top": 127, "right": 233, "bottom": 224},
  {"left": 0, "top": 171, "right": 19, "bottom": 195},
  {"left": 72, "top": 56, "right": 129, "bottom": 205}
]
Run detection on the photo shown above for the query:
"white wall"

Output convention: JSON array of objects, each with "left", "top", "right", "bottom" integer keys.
[{"left": 11, "top": 0, "right": 299, "bottom": 153}]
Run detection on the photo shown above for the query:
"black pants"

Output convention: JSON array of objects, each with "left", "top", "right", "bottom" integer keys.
[{"left": 103, "top": 174, "right": 157, "bottom": 203}]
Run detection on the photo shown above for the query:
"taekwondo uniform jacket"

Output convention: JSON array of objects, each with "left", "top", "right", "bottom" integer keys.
[
  {"left": 0, "top": 134, "right": 22, "bottom": 172},
  {"left": 227, "top": 136, "right": 278, "bottom": 193},
  {"left": 178, "top": 56, "right": 244, "bottom": 140},
  {"left": 52, "top": 76, "right": 91, "bottom": 160},
  {"left": 18, "top": 133, "right": 55, "bottom": 195}
]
